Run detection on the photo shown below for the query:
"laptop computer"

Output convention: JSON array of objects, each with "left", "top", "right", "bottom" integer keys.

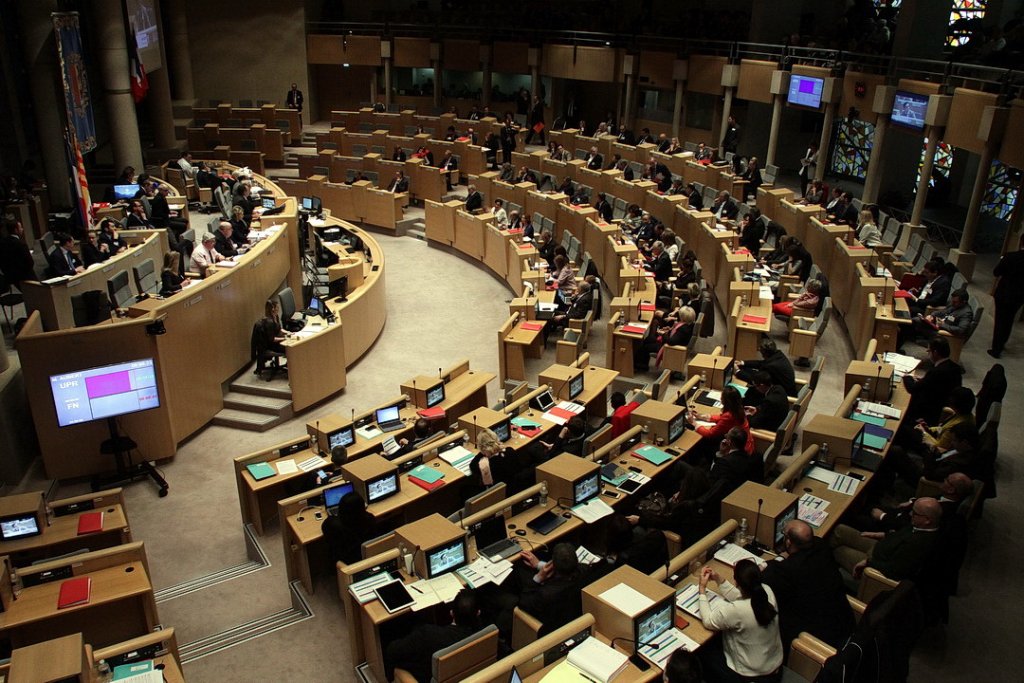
[
  {"left": 526, "top": 509, "right": 567, "bottom": 536},
  {"left": 323, "top": 482, "right": 355, "bottom": 516},
  {"left": 374, "top": 405, "right": 404, "bottom": 433},
  {"left": 303, "top": 296, "right": 323, "bottom": 317},
  {"left": 473, "top": 516, "right": 521, "bottom": 561},
  {"left": 536, "top": 301, "right": 558, "bottom": 320}
]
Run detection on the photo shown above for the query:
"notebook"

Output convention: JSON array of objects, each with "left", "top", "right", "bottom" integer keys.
[
  {"left": 246, "top": 462, "right": 276, "bottom": 480},
  {"left": 57, "top": 576, "right": 92, "bottom": 609},
  {"left": 77, "top": 511, "right": 104, "bottom": 535},
  {"left": 566, "top": 636, "right": 628, "bottom": 683}
]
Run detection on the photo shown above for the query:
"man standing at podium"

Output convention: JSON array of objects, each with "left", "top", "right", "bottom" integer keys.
[{"left": 285, "top": 82, "right": 303, "bottom": 123}]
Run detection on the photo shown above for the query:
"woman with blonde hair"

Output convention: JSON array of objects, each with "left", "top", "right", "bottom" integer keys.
[
  {"left": 856, "top": 209, "right": 883, "bottom": 247},
  {"left": 159, "top": 251, "right": 189, "bottom": 296}
]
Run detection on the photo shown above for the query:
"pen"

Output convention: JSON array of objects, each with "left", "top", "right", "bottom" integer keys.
[{"left": 410, "top": 585, "right": 423, "bottom": 594}]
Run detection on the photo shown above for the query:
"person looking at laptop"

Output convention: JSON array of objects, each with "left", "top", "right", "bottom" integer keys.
[{"left": 320, "top": 491, "right": 375, "bottom": 566}]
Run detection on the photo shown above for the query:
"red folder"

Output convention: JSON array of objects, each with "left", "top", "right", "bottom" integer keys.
[
  {"left": 521, "top": 321, "right": 544, "bottom": 331},
  {"left": 621, "top": 324, "right": 648, "bottom": 335},
  {"left": 639, "top": 303, "right": 656, "bottom": 312},
  {"left": 893, "top": 290, "right": 912, "bottom": 299},
  {"left": 417, "top": 407, "right": 446, "bottom": 420},
  {"left": 57, "top": 577, "right": 92, "bottom": 609},
  {"left": 547, "top": 406, "right": 577, "bottom": 421},
  {"left": 77, "top": 511, "right": 104, "bottom": 535},
  {"left": 515, "top": 426, "right": 543, "bottom": 438},
  {"left": 409, "top": 476, "right": 446, "bottom": 492},
  {"left": 532, "top": 122, "right": 545, "bottom": 133},
  {"left": 742, "top": 314, "right": 768, "bottom": 324}
]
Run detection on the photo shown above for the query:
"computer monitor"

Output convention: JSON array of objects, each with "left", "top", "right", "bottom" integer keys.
[
  {"left": 366, "top": 471, "right": 399, "bottom": 503},
  {"left": 426, "top": 536, "right": 468, "bottom": 578},
  {"left": 425, "top": 382, "right": 446, "bottom": 408},
  {"left": 472, "top": 514, "right": 507, "bottom": 548},
  {"left": 573, "top": 472, "right": 600, "bottom": 506},
  {"left": 722, "top": 360, "right": 735, "bottom": 388},
  {"left": 531, "top": 389, "right": 555, "bottom": 412},
  {"left": 508, "top": 667, "right": 523, "bottom": 683},
  {"left": 323, "top": 482, "right": 354, "bottom": 513},
  {"left": 891, "top": 90, "right": 928, "bottom": 131},
  {"left": 327, "top": 426, "right": 355, "bottom": 450},
  {"left": 493, "top": 418, "right": 512, "bottom": 443},
  {"left": 668, "top": 413, "right": 687, "bottom": 443},
  {"left": 301, "top": 196, "right": 322, "bottom": 212},
  {"left": 0, "top": 513, "right": 41, "bottom": 541},
  {"left": 261, "top": 196, "right": 276, "bottom": 209},
  {"left": 114, "top": 184, "right": 139, "bottom": 200},
  {"left": 329, "top": 276, "right": 348, "bottom": 301},
  {"left": 634, "top": 598, "right": 673, "bottom": 650},
  {"left": 786, "top": 74, "right": 825, "bottom": 109},
  {"left": 374, "top": 405, "right": 401, "bottom": 426},
  {"left": 568, "top": 372, "right": 585, "bottom": 400},
  {"left": 308, "top": 296, "right": 323, "bottom": 318},
  {"left": 49, "top": 358, "right": 160, "bottom": 427},
  {"left": 774, "top": 499, "right": 799, "bottom": 551}
]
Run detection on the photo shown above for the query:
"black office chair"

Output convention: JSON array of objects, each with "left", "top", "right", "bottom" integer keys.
[
  {"left": 107, "top": 270, "right": 134, "bottom": 309},
  {"left": 0, "top": 275, "right": 25, "bottom": 335},
  {"left": 132, "top": 258, "right": 159, "bottom": 296},
  {"left": 70, "top": 290, "right": 113, "bottom": 327},
  {"left": 277, "top": 287, "right": 305, "bottom": 332},
  {"left": 251, "top": 321, "right": 286, "bottom": 381}
]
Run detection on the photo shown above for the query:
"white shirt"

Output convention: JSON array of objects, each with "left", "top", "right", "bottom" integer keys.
[
  {"left": 493, "top": 207, "right": 508, "bottom": 229},
  {"left": 190, "top": 242, "right": 223, "bottom": 273},
  {"left": 177, "top": 158, "right": 196, "bottom": 178},
  {"left": 699, "top": 581, "right": 783, "bottom": 677}
]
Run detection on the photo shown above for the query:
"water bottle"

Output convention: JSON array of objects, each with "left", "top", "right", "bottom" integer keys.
[
  {"left": 820, "top": 442, "right": 830, "bottom": 465},
  {"left": 861, "top": 378, "right": 872, "bottom": 400},
  {"left": 735, "top": 518, "right": 748, "bottom": 547},
  {"left": 539, "top": 482, "right": 548, "bottom": 506},
  {"left": 700, "top": 371, "right": 707, "bottom": 387}
]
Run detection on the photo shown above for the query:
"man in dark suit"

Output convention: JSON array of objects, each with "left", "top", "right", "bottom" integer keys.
[
  {"left": 831, "top": 497, "right": 942, "bottom": 581},
  {"left": 686, "top": 183, "right": 703, "bottom": 211},
  {"left": 594, "top": 193, "right": 613, "bottom": 222},
  {"left": 585, "top": 146, "right": 603, "bottom": 170},
  {"left": 735, "top": 338, "right": 798, "bottom": 396},
  {"left": 738, "top": 210, "right": 766, "bottom": 253},
  {"left": 387, "top": 171, "right": 409, "bottom": 193},
  {"left": 384, "top": 589, "right": 482, "bottom": 683},
  {"left": 514, "top": 543, "right": 585, "bottom": 636},
  {"left": 707, "top": 428, "right": 752, "bottom": 497},
  {"left": 647, "top": 158, "right": 672, "bottom": 191},
  {"left": 903, "top": 336, "right": 962, "bottom": 425},
  {"left": 721, "top": 115, "right": 740, "bottom": 154},
  {"left": 866, "top": 472, "right": 972, "bottom": 532},
  {"left": 215, "top": 222, "right": 238, "bottom": 258},
  {"left": 0, "top": 220, "right": 37, "bottom": 284},
  {"left": 711, "top": 191, "right": 739, "bottom": 221},
  {"left": 549, "top": 281, "right": 592, "bottom": 336},
  {"left": 464, "top": 184, "right": 483, "bottom": 213},
  {"left": 990, "top": 232, "right": 1024, "bottom": 357},
  {"left": 47, "top": 232, "right": 83, "bottom": 277},
  {"left": 636, "top": 128, "right": 654, "bottom": 144},
  {"left": 744, "top": 371, "right": 789, "bottom": 432},
  {"left": 524, "top": 95, "right": 546, "bottom": 145},
  {"left": 285, "top": 83, "right": 303, "bottom": 118},
  {"left": 906, "top": 259, "right": 951, "bottom": 318},
  {"left": 649, "top": 241, "right": 673, "bottom": 282},
  {"left": 764, "top": 520, "right": 855, "bottom": 649}
]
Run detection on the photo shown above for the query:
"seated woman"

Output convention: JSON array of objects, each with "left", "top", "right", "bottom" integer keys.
[
  {"left": 258, "top": 299, "right": 288, "bottom": 355},
  {"left": 698, "top": 560, "right": 783, "bottom": 683},
  {"left": 229, "top": 205, "right": 250, "bottom": 246},
  {"left": 856, "top": 209, "right": 883, "bottom": 247},
  {"left": 622, "top": 204, "right": 643, "bottom": 233},
  {"left": 770, "top": 243, "right": 811, "bottom": 295},
  {"left": 467, "top": 428, "right": 520, "bottom": 499},
  {"left": 639, "top": 306, "right": 696, "bottom": 371},
  {"left": 772, "top": 278, "right": 821, "bottom": 317},
  {"left": 159, "top": 251, "right": 190, "bottom": 296},
  {"left": 760, "top": 232, "right": 792, "bottom": 270},
  {"left": 522, "top": 215, "right": 536, "bottom": 241},
  {"left": 626, "top": 462, "right": 714, "bottom": 548},
  {"left": 550, "top": 254, "right": 576, "bottom": 295},
  {"left": 689, "top": 386, "right": 755, "bottom": 455},
  {"left": 320, "top": 491, "right": 376, "bottom": 566}
]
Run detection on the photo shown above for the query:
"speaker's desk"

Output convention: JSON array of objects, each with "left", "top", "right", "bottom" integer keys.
[
  {"left": 502, "top": 319, "right": 545, "bottom": 382},
  {"left": 731, "top": 301, "right": 773, "bottom": 361}
]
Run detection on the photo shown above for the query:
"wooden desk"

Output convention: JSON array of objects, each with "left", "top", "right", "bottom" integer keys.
[
  {"left": 732, "top": 302, "right": 772, "bottom": 361},
  {"left": 0, "top": 503, "right": 130, "bottom": 568},
  {"left": 503, "top": 320, "right": 545, "bottom": 381},
  {"left": 872, "top": 297, "right": 912, "bottom": 355}
]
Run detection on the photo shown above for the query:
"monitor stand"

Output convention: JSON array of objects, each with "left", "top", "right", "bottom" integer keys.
[{"left": 92, "top": 418, "right": 169, "bottom": 497}]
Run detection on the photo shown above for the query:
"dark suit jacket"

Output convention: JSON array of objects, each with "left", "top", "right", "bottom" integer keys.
[
  {"left": 748, "top": 385, "right": 789, "bottom": 432},
  {"left": 904, "top": 358, "right": 962, "bottom": 424},
  {"left": 48, "top": 247, "right": 80, "bottom": 277},
  {"left": 708, "top": 449, "right": 750, "bottom": 498},
  {"left": 870, "top": 526, "right": 940, "bottom": 581},
  {"left": 739, "top": 219, "right": 766, "bottom": 253},
  {"left": 651, "top": 251, "right": 673, "bottom": 281},
  {"left": 465, "top": 191, "right": 483, "bottom": 212},
  {"left": 762, "top": 539, "right": 855, "bottom": 648},
  {"left": 519, "top": 572, "right": 584, "bottom": 636},
  {"left": 687, "top": 189, "right": 703, "bottom": 211},
  {"left": 744, "top": 350, "right": 798, "bottom": 396},
  {"left": 586, "top": 154, "right": 603, "bottom": 170},
  {"left": 385, "top": 623, "right": 477, "bottom": 683},
  {"left": 922, "top": 446, "right": 977, "bottom": 481},
  {"left": 441, "top": 156, "right": 458, "bottom": 171},
  {"left": 712, "top": 198, "right": 739, "bottom": 220},
  {"left": 595, "top": 200, "right": 613, "bottom": 222},
  {"left": 160, "top": 270, "right": 184, "bottom": 296},
  {"left": 0, "top": 235, "right": 36, "bottom": 283},
  {"left": 564, "top": 292, "right": 592, "bottom": 320},
  {"left": 388, "top": 177, "right": 409, "bottom": 193},
  {"left": 215, "top": 232, "right": 238, "bottom": 258}
]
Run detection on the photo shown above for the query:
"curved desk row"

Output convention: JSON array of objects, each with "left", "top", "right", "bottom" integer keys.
[{"left": 16, "top": 171, "right": 388, "bottom": 480}]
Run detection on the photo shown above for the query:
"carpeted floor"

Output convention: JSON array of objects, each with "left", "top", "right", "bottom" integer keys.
[{"left": 3, "top": 170, "right": 1021, "bottom": 682}]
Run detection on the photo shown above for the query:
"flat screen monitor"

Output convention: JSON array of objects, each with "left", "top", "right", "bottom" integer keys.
[
  {"left": 891, "top": 91, "right": 928, "bottom": 130},
  {"left": 668, "top": 413, "right": 687, "bottom": 443},
  {"left": 532, "top": 389, "right": 555, "bottom": 411},
  {"left": 774, "top": 500, "right": 799, "bottom": 551},
  {"left": 323, "top": 482, "right": 354, "bottom": 511},
  {"left": 787, "top": 75, "right": 825, "bottom": 109},
  {"left": 301, "top": 196, "right": 322, "bottom": 212},
  {"left": 50, "top": 358, "right": 160, "bottom": 427},
  {"left": 509, "top": 667, "right": 523, "bottom": 683},
  {"left": 0, "top": 514, "right": 41, "bottom": 541},
  {"left": 573, "top": 472, "right": 600, "bottom": 506},
  {"left": 261, "top": 197, "right": 276, "bottom": 209},
  {"left": 425, "top": 382, "right": 446, "bottom": 408},
  {"left": 426, "top": 537, "right": 468, "bottom": 578},
  {"left": 634, "top": 598, "right": 673, "bottom": 649},
  {"left": 329, "top": 276, "right": 348, "bottom": 300},
  {"left": 568, "top": 372, "right": 585, "bottom": 400},
  {"left": 114, "top": 184, "right": 140, "bottom": 200},
  {"left": 493, "top": 418, "right": 512, "bottom": 443},
  {"left": 366, "top": 472, "right": 399, "bottom": 503},
  {"left": 327, "top": 426, "right": 354, "bottom": 450},
  {"left": 375, "top": 405, "right": 401, "bottom": 426},
  {"left": 722, "top": 360, "right": 735, "bottom": 388}
]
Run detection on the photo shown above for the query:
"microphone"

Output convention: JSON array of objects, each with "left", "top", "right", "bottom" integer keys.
[
  {"left": 314, "top": 420, "right": 321, "bottom": 455},
  {"left": 744, "top": 498, "right": 765, "bottom": 554},
  {"left": 457, "top": 508, "right": 465, "bottom": 529},
  {"left": 438, "top": 367, "right": 443, "bottom": 379},
  {"left": 351, "top": 408, "right": 355, "bottom": 424}
]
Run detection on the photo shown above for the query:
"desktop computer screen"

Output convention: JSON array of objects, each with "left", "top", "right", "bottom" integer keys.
[
  {"left": 366, "top": 473, "right": 399, "bottom": 503},
  {"left": 323, "top": 482, "right": 354, "bottom": 511},
  {"left": 427, "top": 538, "right": 467, "bottom": 578},
  {"left": 668, "top": 413, "right": 687, "bottom": 443},
  {"left": 261, "top": 197, "right": 276, "bottom": 209},
  {"left": 328, "top": 426, "right": 354, "bottom": 450},
  {"left": 569, "top": 373, "right": 585, "bottom": 400},
  {"left": 0, "top": 514, "right": 41, "bottom": 541},
  {"left": 114, "top": 184, "right": 140, "bottom": 200},
  {"left": 426, "top": 383, "right": 445, "bottom": 408},
  {"left": 493, "top": 419, "right": 512, "bottom": 443},
  {"left": 573, "top": 472, "right": 600, "bottom": 506},
  {"left": 635, "top": 599, "right": 673, "bottom": 648}
]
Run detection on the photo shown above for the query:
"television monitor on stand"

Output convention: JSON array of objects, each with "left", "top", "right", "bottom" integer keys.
[
  {"left": 366, "top": 471, "right": 400, "bottom": 503},
  {"left": 786, "top": 75, "right": 825, "bottom": 109},
  {"left": 568, "top": 372, "right": 585, "bottom": 400},
  {"left": 634, "top": 598, "right": 674, "bottom": 652},
  {"left": 492, "top": 418, "right": 512, "bottom": 443},
  {"left": 425, "top": 381, "right": 446, "bottom": 408},
  {"left": 572, "top": 471, "right": 601, "bottom": 506}
]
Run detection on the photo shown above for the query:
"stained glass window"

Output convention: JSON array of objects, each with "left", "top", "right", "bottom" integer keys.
[
  {"left": 831, "top": 119, "right": 874, "bottom": 180},
  {"left": 915, "top": 138, "right": 954, "bottom": 190},
  {"left": 981, "top": 160, "right": 1021, "bottom": 221},
  {"left": 947, "top": 0, "right": 987, "bottom": 47}
]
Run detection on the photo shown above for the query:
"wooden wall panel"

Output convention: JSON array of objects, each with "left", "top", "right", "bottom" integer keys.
[
  {"left": 687, "top": 55, "right": 726, "bottom": 95},
  {"left": 493, "top": 42, "right": 529, "bottom": 74},
  {"left": 638, "top": 51, "right": 676, "bottom": 90},
  {"left": 945, "top": 88, "right": 998, "bottom": 155},
  {"left": 896, "top": 79, "right": 942, "bottom": 96},
  {"left": 394, "top": 37, "right": 432, "bottom": 67},
  {"left": 792, "top": 64, "right": 831, "bottom": 79},
  {"left": 308, "top": 35, "right": 343, "bottom": 64},
  {"left": 444, "top": 40, "right": 481, "bottom": 71},
  {"left": 1000, "top": 99, "right": 1024, "bottom": 169},
  {"left": 737, "top": 60, "right": 775, "bottom": 104},
  {"left": 541, "top": 45, "right": 620, "bottom": 83},
  {"left": 841, "top": 71, "right": 887, "bottom": 125},
  {"left": 307, "top": 35, "right": 381, "bottom": 66}
]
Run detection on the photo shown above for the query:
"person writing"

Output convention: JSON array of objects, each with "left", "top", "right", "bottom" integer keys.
[
  {"left": 159, "top": 251, "right": 190, "bottom": 296},
  {"left": 698, "top": 559, "right": 783, "bottom": 683},
  {"left": 689, "top": 386, "right": 755, "bottom": 455}
]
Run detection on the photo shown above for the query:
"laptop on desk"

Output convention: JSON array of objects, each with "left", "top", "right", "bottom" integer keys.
[
  {"left": 473, "top": 516, "right": 522, "bottom": 561},
  {"left": 375, "top": 405, "right": 405, "bottom": 433},
  {"left": 323, "top": 482, "right": 354, "bottom": 516}
]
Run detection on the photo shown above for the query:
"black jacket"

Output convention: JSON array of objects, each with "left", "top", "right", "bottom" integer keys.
[
  {"left": 904, "top": 358, "right": 962, "bottom": 425},
  {"left": 465, "top": 191, "right": 483, "bottom": 212},
  {"left": 385, "top": 623, "right": 477, "bottom": 683},
  {"left": 519, "top": 572, "right": 584, "bottom": 636},
  {"left": 748, "top": 385, "right": 789, "bottom": 432},
  {"left": 743, "top": 350, "right": 797, "bottom": 396},
  {"left": 48, "top": 246, "right": 80, "bottom": 277},
  {"left": 0, "top": 235, "right": 36, "bottom": 283}
]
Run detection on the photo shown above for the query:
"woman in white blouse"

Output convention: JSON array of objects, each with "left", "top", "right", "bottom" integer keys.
[
  {"left": 856, "top": 209, "right": 884, "bottom": 248},
  {"left": 698, "top": 559, "right": 783, "bottom": 682}
]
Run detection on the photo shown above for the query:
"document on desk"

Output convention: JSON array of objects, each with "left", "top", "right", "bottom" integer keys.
[
  {"left": 112, "top": 671, "right": 162, "bottom": 683},
  {"left": 759, "top": 285, "right": 774, "bottom": 301},
  {"left": 457, "top": 557, "right": 514, "bottom": 588},
  {"left": 856, "top": 400, "right": 902, "bottom": 420},
  {"left": 438, "top": 445, "right": 474, "bottom": 475},
  {"left": 675, "top": 584, "right": 722, "bottom": 618},
  {"left": 713, "top": 543, "right": 767, "bottom": 570},
  {"left": 297, "top": 455, "right": 328, "bottom": 472},
  {"left": 409, "top": 574, "right": 463, "bottom": 611},
  {"left": 349, "top": 571, "right": 397, "bottom": 604},
  {"left": 633, "top": 445, "right": 673, "bottom": 465},
  {"left": 638, "top": 628, "right": 700, "bottom": 668},
  {"left": 571, "top": 497, "right": 614, "bottom": 524},
  {"left": 566, "top": 636, "right": 629, "bottom": 683},
  {"left": 828, "top": 473, "right": 860, "bottom": 495},
  {"left": 356, "top": 424, "right": 383, "bottom": 440},
  {"left": 600, "top": 583, "right": 654, "bottom": 616},
  {"left": 217, "top": 259, "right": 238, "bottom": 267},
  {"left": 544, "top": 401, "right": 585, "bottom": 425},
  {"left": 806, "top": 466, "right": 840, "bottom": 486},
  {"left": 882, "top": 352, "right": 919, "bottom": 377},
  {"left": 576, "top": 546, "right": 603, "bottom": 566},
  {"left": 276, "top": 459, "right": 298, "bottom": 475}
]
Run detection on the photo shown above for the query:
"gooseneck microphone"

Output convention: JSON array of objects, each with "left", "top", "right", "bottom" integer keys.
[{"left": 745, "top": 498, "right": 765, "bottom": 554}]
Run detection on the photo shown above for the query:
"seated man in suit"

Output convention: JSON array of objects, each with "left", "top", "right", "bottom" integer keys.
[
  {"left": 743, "top": 371, "right": 789, "bottom": 432},
  {"left": 47, "top": 232, "right": 84, "bottom": 277},
  {"left": 710, "top": 191, "right": 739, "bottom": 221},
  {"left": 903, "top": 336, "right": 962, "bottom": 425},
  {"left": 502, "top": 543, "right": 586, "bottom": 637},
  {"left": 686, "top": 183, "right": 704, "bottom": 210},
  {"left": 386, "top": 170, "right": 409, "bottom": 193},
  {"left": 737, "top": 209, "right": 766, "bottom": 253},
  {"left": 636, "top": 127, "right": 655, "bottom": 144},
  {"left": 831, "top": 497, "right": 943, "bottom": 580},
  {"left": 909, "top": 288, "right": 973, "bottom": 343},
  {"left": 905, "top": 259, "right": 952, "bottom": 318},
  {"left": 648, "top": 240, "right": 674, "bottom": 282},
  {"left": 707, "top": 428, "right": 754, "bottom": 498},
  {"left": 190, "top": 232, "right": 226, "bottom": 276},
  {"left": 763, "top": 520, "right": 855, "bottom": 649},
  {"left": 584, "top": 146, "right": 603, "bottom": 170},
  {"left": 734, "top": 338, "right": 798, "bottom": 396},
  {"left": 515, "top": 166, "right": 538, "bottom": 186},
  {"left": 594, "top": 193, "right": 613, "bottom": 222},
  {"left": 549, "top": 281, "right": 592, "bottom": 333},
  {"left": 384, "top": 589, "right": 483, "bottom": 683},
  {"left": 464, "top": 184, "right": 483, "bottom": 213},
  {"left": 694, "top": 142, "right": 713, "bottom": 162},
  {"left": 866, "top": 472, "right": 973, "bottom": 533},
  {"left": 215, "top": 221, "right": 238, "bottom": 258},
  {"left": 601, "top": 513, "right": 668, "bottom": 576}
]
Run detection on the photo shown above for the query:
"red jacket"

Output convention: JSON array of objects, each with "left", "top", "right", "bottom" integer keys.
[{"left": 696, "top": 410, "right": 755, "bottom": 454}]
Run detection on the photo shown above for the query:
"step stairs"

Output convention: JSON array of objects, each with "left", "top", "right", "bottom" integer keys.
[
  {"left": 300, "top": 131, "right": 318, "bottom": 147},
  {"left": 211, "top": 369, "right": 294, "bottom": 432},
  {"left": 399, "top": 217, "right": 426, "bottom": 241}
]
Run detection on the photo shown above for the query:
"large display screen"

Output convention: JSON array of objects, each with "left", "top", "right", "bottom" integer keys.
[
  {"left": 891, "top": 91, "right": 928, "bottom": 130},
  {"left": 50, "top": 359, "right": 160, "bottom": 427},
  {"left": 126, "top": 0, "right": 162, "bottom": 71},
  {"left": 787, "top": 75, "right": 824, "bottom": 109}
]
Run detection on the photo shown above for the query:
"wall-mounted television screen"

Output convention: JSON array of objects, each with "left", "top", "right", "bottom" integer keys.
[
  {"left": 891, "top": 91, "right": 928, "bottom": 130},
  {"left": 50, "top": 358, "right": 160, "bottom": 427},
  {"left": 787, "top": 75, "right": 825, "bottom": 109}
]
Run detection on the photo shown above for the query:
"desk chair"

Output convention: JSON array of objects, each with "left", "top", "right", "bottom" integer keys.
[
  {"left": 251, "top": 322, "right": 286, "bottom": 381},
  {"left": 789, "top": 297, "right": 832, "bottom": 365},
  {"left": 0, "top": 275, "right": 24, "bottom": 335},
  {"left": 659, "top": 311, "right": 703, "bottom": 379},
  {"left": 511, "top": 606, "right": 543, "bottom": 650},
  {"left": 448, "top": 484, "right": 508, "bottom": 523},
  {"left": 132, "top": 258, "right": 159, "bottom": 296},
  {"left": 277, "top": 287, "right": 305, "bottom": 331},
  {"left": 107, "top": 270, "right": 134, "bottom": 310},
  {"left": 70, "top": 290, "right": 113, "bottom": 327},
  {"left": 938, "top": 296, "right": 983, "bottom": 364},
  {"left": 393, "top": 624, "right": 500, "bottom": 683}
]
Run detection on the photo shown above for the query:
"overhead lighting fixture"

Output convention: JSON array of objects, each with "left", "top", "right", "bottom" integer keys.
[{"left": 343, "top": 63, "right": 350, "bottom": 68}]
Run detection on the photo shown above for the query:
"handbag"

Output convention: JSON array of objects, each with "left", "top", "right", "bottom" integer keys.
[{"left": 636, "top": 491, "right": 668, "bottom": 516}]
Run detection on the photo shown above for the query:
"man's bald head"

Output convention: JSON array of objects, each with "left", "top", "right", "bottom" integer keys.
[
  {"left": 912, "top": 497, "right": 942, "bottom": 528},
  {"left": 943, "top": 472, "right": 973, "bottom": 501},
  {"left": 784, "top": 520, "right": 814, "bottom": 551}
]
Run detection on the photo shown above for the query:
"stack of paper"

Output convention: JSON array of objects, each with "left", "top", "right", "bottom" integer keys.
[
  {"left": 566, "top": 636, "right": 629, "bottom": 683},
  {"left": 798, "top": 493, "right": 830, "bottom": 527},
  {"left": 349, "top": 571, "right": 396, "bottom": 604},
  {"left": 356, "top": 424, "right": 383, "bottom": 440},
  {"left": 637, "top": 628, "right": 700, "bottom": 669},
  {"left": 599, "top": 583, "right": 654, "bottom": 616},
  {"left": 713, "top": 543, "right": 767, "bottom": 570},
  {"left": 438, "top": 445, "right": 475, "bottom": 475},
  {"left": 297, "top": 455, "right": 328, "bottom": 472},
  {"left": 571, "top": 497, "right": 614, "bottom": 523},
  {"left": 675, "top": 584, "right": 722, "bottom": 618},
  {"left": 882, "top": 352, "right": 919, "bottom": 377},
  {"left": 409, "top": 573, "right": 464, "bottom": 611},
  {"left": 457, "top": 557, "right": 515, "bottom": 588},
  {"left": 806, "top": 466, "right": 840, "bottom": 486},
  {"left": 576, "top": 546, "right": 603, "bottom": 566},
  {"left": 276, "top": 459, "right": 298, "bottom": 475},
  {"left": 856, "top": 400, "right": 902, "bottom": 420},
  {"left": 828, "top": 473, "right": 860, "bottom": 495},
  {"left": 544, "top": 401, "right": 585, "bottom": 426}
]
